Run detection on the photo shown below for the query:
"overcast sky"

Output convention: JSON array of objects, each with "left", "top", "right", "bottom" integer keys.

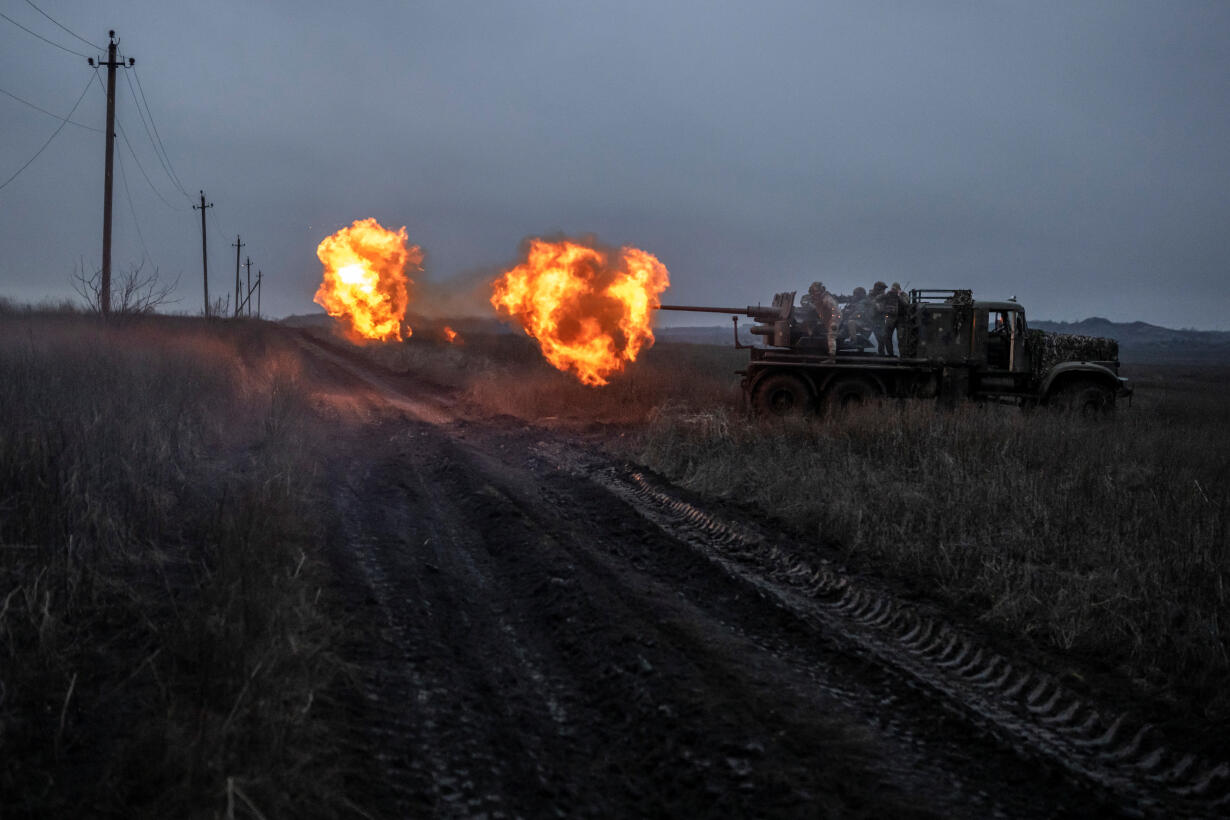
[{"left": 2, "top": 1, "right": 1228, "bottom": 328}]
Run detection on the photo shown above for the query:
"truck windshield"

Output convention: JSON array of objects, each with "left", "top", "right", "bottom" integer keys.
[{"left": 990, "top": 310, "right": 1023, "bottom": 335}]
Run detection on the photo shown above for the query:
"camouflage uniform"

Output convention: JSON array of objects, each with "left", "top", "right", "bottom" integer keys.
[
  {"left": 805, "top": 281, "right": 839, "bottom": 359},
  {"left": 874, "top": 281, "right": 907, "bottom": 356},
  {"left": 868, "top": 280, "right": 895, "bottom": 356},
  {"left": 840, "top": 286, "right": 870, "bottom": 348},
  {"left": 886, "top": 282, "right": 909, "bottom": 356}
]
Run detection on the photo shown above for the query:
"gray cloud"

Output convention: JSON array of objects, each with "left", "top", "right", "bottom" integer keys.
[{"left": 1, "top": 0, "right": 1227, "bottom": 328}]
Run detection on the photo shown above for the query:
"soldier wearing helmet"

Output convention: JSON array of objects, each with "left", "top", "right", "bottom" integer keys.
[
  {"left": 868, "top": 280, "right": 895, "bottom": 356},
  {"left": 840, "top": 286, "right": 870, "bottom": 349},
  {"left": 804, "top": 281, "right": 839, "bottom": 360},
  {"left": 882, "top": 282, "right": 909, "bottom": 355}
]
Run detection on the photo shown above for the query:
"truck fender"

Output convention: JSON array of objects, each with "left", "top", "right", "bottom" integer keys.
[{"left": 1040, "top": 362, "right": 1120, "bottom": 401}]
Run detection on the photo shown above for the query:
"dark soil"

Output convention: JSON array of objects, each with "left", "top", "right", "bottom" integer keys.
[{"left": 294, "top": 335, "right": 1128, "bottom": 819}]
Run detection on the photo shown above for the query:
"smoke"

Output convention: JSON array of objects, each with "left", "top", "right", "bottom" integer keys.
[{"left": 411, "top": 265, "right": 505, "bottom": 319}]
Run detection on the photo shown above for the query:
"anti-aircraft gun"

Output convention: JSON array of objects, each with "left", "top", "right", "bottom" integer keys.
[
  {"left": 658, "top": 291, "right": 870, "bottom": 353},
  {"left": 657, "top": 289, "right": 1131, "bottom": 416}
]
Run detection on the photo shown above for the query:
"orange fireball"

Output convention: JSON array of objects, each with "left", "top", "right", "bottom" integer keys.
[
  {"left": 443, "top": 325, "right": 461, "bottom": 344},
  {"left": 314, "top": 218, "right": 422, "bottom": 342},
  {"left": 490, "top": 237, "right": 670, "bottom": 386}
]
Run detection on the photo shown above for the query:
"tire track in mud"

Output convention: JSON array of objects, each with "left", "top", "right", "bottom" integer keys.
[
  {"left": 332, "top": 421, "right": 1100, "bottom": 818},
  {"left": 294, "top": 333, "right": 1221, "bottom": 817},
  {"left": 327, "top": 427, "right": 592, "bottom": 818},
  {"left": 325, "top": 422, "right": 924, "bottom": 818},
  {"left": 530, "top": 442, "right": 1229, "bottom": 818}
]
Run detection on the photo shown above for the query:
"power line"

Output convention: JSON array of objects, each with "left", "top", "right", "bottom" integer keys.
[
  {"left": 91, "top": 67, "right": 182, "bottom": 211},
  {"left": 116, "top": 119, "right": 182, "bottom": 210},
  {"left": 208, "top": 202, "right": 230, "bottom": 247},
  {"left": 122, "top": 69, "right": 178, "bottom": 194},
  {"left": 0, "top": 74, "right": 93, "bottom": 193},
  {"left": 123, "top": 68, "right": 190, "bottom": 201},
  {"left": 0, "top": 9, "right": 90, "bottom": 59},
  {"left": 23, "top": 0, "right": 102, "bottom": 51},
  {"left": 115, "top": 145, "right": 153, "bottom": 268},
  {"left": 0, "top": 83, "right": 102, "bottom": 132},
  {"left": 207, "top": 206, "right": 232, "bottom": 275},
  {"left": 132, "top": 67, "right": 190, "bottom": 199}
]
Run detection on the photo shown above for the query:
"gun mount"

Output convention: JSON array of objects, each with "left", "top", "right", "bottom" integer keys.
[{"left": 658, "top": 291, "right": 867, "bottom": 351}]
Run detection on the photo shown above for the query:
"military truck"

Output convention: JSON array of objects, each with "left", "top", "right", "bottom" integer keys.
[{"left": 658, "top": 289, "right": 1132, "bottom": 416}]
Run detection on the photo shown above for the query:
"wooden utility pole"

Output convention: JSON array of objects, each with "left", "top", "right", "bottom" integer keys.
[
  {"left": 88, "top": 32, "right": 134, "bottom": 316},
  {"left": 256, "top": 270, "right": 262, "bottom": 318},
  {"left": 232, "top": 235, "right": 244, "bottom": 317},
  {"left": 193, "top": 191, "right": 213, "bottom": 316},
  {"left": 244, "top": 257, "right": 252, "bottom": 316}
]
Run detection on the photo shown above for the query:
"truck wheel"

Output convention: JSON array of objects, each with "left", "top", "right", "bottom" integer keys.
[
  {"left": 823, "top": 377, "right": 881, "bottom": 415},
  {"left": 753, "top": 374, "right": 812, "bottom": 417},
  {"left": 1051, "top": 379, "right": 1115, "bottom": 417}
]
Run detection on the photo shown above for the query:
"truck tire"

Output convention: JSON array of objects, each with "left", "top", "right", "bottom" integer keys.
[
  {"left": 1051, "top": 378, "right": 1115, "bottom": 417},
  {"left": 822, "top": 377, "right": 881, "bottom": 416},
  {"left": 753, "top": 373, "right": 811, "bottom": 417}
]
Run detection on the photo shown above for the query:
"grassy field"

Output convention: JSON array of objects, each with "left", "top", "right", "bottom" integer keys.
[
  {"left": 350, "top": 322, "right": 1230, "bottom": 732},
  {"left": 0, "top": 307, "right": 343, "bottom": 817},
  {"left": 8, "top": 306, "right": 1223, "bottom": 813},
  {"left": 636, "top": 370, "right": 1230, "bottom": 728}
]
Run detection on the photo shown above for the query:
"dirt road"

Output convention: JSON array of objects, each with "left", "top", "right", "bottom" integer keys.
[{"left": 296, "top": 333, "right": 1227, "bottom": 819}]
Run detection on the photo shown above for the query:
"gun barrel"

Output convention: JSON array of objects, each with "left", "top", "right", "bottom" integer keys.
[{"left": 657, "top": 304, "right": 752, "bottom": 315}]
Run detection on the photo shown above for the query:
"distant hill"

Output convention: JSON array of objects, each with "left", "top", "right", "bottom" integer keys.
[{"left": 1030, "top": 318, "right": 1230, "bottom": 363}]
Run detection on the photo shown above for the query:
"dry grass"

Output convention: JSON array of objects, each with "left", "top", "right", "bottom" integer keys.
[
  {"left": 461, "top": 339, "right": 744, "bottom": 424},
  {"left": 635, "top": 366, "right": 1230, "bottom": 724},
  {"left": 346, "top": 324, "right": 1230, "bottom": 724},
  {"left": 319, "top": 323, "right": 746, "bottom": 425},
  {"left": 0, "top": 309, "right": 343, "bottom": 817}
]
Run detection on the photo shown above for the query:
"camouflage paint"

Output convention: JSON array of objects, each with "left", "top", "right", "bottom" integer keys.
[{"left": 1025, "top": 329, "right": 1119, "bottom": 383}]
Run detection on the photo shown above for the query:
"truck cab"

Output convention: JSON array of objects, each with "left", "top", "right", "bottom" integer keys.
[
  {"left": 906, "top": 289, "right": 1128, "bottom": 407},
  {"left": 977, "top": 301, "right": 1031, "bottom": 395}
]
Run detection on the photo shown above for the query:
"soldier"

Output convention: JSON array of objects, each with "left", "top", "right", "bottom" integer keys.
[
  {"left": 804, "top": 281, "right": 839, "bottom": 360},
  {"left": 884, "top": 282, "right": 909, "bottom": 355},
  {"left": 870, "top": 280, "right": 905, "bottom": 356},
  {"left": 840, "top": 286, "right": 870, "bottom": 348},
  {"left": 868, "top": 280, "right": 894, "bottom": 356}
]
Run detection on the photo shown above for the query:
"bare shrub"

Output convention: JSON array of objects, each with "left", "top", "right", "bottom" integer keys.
[{"left": 71, "top": 260, "right": 179, "bottom": 315}]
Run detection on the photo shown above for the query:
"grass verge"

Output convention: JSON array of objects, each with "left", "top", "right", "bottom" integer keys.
[
  {"left": 0, "top": 310, "right": 343, "bottom": 817},
  {"left": 634, "top": 368, "right": 1230, "bottom": 732}
]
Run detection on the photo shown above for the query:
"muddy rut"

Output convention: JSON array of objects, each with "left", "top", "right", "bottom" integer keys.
[{"left": 296, "top": 334, "right": 1227, "bottom": 819}]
